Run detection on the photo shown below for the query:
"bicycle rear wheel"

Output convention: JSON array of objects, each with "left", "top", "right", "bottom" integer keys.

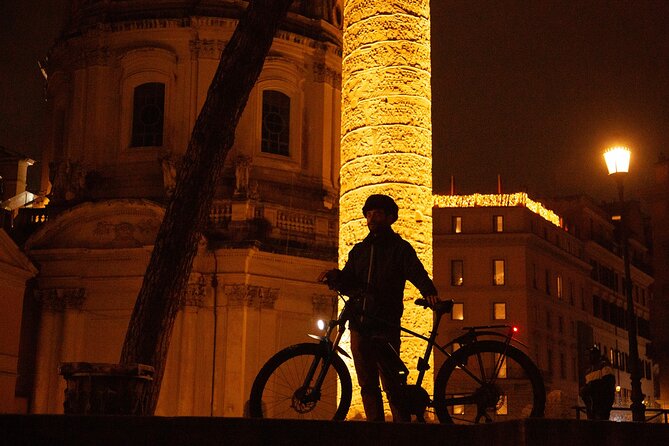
[
  {"left": 434, "top": 340, "right": 545, "bottom": 424},
  {"left": 248, "top": 343, "right": 352, "bottom": 420}
]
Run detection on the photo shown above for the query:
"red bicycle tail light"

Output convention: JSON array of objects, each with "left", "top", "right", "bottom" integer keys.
[{"left": 512, "top": 326, "right": 519, "bottom": 333}]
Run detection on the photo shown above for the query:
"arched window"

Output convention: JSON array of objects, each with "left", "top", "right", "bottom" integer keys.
[
  {"left": 131, "top": 82, "right": 165, "bottom": 147},
  {"left": 261, "top": 90, "right": 290, "bottom": 156}
]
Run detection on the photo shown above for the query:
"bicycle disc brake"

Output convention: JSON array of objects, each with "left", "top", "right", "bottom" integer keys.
[{"left": 291, "top": 386, "right": 320, "bottom": 414}]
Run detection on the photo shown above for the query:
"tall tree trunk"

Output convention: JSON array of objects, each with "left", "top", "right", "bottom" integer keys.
[{"left": 119, "top": 0, "right": 293, "bottom": 415}]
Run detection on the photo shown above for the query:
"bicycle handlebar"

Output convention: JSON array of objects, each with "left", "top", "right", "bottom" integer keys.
[{"left": 414, "top": 298, "right": 454, "bottom": 314}]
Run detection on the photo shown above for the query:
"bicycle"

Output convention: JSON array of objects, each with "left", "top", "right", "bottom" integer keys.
[{"left": 248, "top": 291, "right": 546, "bottom": 423}]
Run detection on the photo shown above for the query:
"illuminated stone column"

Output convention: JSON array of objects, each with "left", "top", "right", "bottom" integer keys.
[{"left": 340, "top": 0, "right": 433, "bottom": 418}]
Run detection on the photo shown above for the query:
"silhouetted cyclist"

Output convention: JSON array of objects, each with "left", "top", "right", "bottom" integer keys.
[{"left": 320, "top": 194, "right": 438, "bottom": 422}]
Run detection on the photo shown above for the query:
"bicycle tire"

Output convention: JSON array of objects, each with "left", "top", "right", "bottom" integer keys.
[
  {"left": 434, "top": 340, "right": 546, "bottom": 424},
  {"left": 248, "top": 343, "right": 352, "bottom": 420}
]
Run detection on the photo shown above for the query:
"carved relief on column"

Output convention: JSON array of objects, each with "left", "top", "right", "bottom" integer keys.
[
  {"left": 35, "top": 288, "right": 87, "bottom": 312},
  {"left": 223, "top": 284, "right": 279, "bottom": 309},
  {"left": 312, "top": 293, "right": 336, "bottom": 318},
  {"left": 182, "top": 274, "right": 206, "bottom": 308}
]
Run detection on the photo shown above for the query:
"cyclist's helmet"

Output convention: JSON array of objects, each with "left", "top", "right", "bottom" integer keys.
[{"left": 362, "top": 194, "right": 399, "bottom": 223}]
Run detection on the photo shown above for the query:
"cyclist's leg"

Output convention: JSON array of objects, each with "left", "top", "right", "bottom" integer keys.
[
  {"left": 351, "top": 329, "right": 385, "bottom": 421},
  {"left": 377, "top": 333, "right": 411, "bottom": 422}
]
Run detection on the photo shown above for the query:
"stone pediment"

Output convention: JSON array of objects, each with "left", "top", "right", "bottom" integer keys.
[{"left": 25, "top": 199, "right": 165, "bottom": 250}]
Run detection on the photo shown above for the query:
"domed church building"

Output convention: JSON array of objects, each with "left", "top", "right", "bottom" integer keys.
[{"left": 24, "top": 0, "right": 343, "bottom": 416}]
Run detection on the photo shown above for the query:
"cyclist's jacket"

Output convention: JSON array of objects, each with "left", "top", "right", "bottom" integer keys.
[{"left": 338, "top": 228, "right": 437, "bottom": 333}]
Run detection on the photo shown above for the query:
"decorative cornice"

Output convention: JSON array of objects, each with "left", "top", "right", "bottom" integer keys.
[{"left": 223, "top": 284, "right": 279, "bottom": 309}]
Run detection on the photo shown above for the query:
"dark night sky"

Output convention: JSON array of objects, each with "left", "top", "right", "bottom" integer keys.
[{"left": 1, "top": 1, "right": 668, "bottom": 202}]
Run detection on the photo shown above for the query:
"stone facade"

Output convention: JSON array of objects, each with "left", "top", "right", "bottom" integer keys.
[
  {"left": 0, "top": 229, "right": 37, "bottom": 413},
  {"left": 21, "top": 1, "right": 343, "bottom": 416}
]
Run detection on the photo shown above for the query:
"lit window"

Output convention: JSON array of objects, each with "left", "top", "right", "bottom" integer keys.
[
  {"left": 493, "top": 260, "right": 505, "bottom": 286},
  {"left": 453, "top": 396, "right": 465, "bottom": 415},
  {"left": 131, "top": 82, "right": 165, "bottom": 147},
  {"left": 452, "top": 216, "right": 462, "bottom": 233},
  {"left": 493, "top": 302, "right": 506, "bottom": 320},
  {"left": 556, "top": 274, "right": 563, "bottom": 299},
  {"left": 261, "top": 90, "right": 290, "bottom": 156},
  {"left": 493, "top": 215, "right": 504, "bottom": 232},
  {"left": 451, "top": 260, "right": 464, "bottom": 286},
  {"left": 451, "top": 303, "right": 464, "bottom": 320},
  {"left": 496, "top": 395, "right": 508, "bottom": 415}
]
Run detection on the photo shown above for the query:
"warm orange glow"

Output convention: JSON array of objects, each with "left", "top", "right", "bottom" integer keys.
[{"left": 603, "top": 146, "right": 631, "bottom": 175}]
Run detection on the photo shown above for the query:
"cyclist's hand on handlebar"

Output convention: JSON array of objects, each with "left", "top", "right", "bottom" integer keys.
[
  {"left": 424, "top": 295, "right": 439, "bottom": 307},
  {"left": 415, "top": 295, "right": 439, "bottom": 308},
  {"left": 318, "top": 269, "right": 341, "bottom": 290}
]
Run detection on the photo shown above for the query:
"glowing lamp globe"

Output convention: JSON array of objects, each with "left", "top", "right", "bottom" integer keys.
[{"left": 603, "top": 146, "right": 631, "bottom": 175}]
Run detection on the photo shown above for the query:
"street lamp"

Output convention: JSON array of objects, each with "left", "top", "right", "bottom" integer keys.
[{"left": 603, "top": 146, "right": 646, "bottom": 422}]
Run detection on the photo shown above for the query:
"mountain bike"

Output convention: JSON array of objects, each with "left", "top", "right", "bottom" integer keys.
[{"left": 248, "top": 291, "right": 546, "bottom": 423}]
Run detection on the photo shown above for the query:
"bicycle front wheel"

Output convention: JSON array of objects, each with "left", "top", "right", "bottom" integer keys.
[
  {"left": 248, "top": 343, "right": 352, "bottom": 420},
  {"left": 434, "top": 340, "right": 545, "bottom": 424}
]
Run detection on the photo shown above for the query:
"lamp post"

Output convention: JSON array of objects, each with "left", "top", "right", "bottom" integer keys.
[{"left": 603, "top": 146, "right": 646, "bottom": 422}]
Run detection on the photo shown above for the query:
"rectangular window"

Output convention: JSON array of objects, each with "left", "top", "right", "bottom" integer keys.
[
  {"left": 496, "top": 395, "right": 508, "bottom": 415},
  {"left": 493, "top": 215, "right": 504, "bottom": 233},
  {"left": 453, "top": 396, "right": 465, "bottom": 415},
  {"left": 451, "top": 260, "right": 464, "bottom": 286},
  {"left": 451, "top": 303, "right": 464, "bottom": 320},
  {"left": 131, "top": 82, "right": 165, "bottom": 147},
  {"left": 545, "top": 269, "right": 551, "bottom": 295},
  {"left": 569, "top": 281, "right": 575, "bottom": 306},
  {"left": 452, "top": 216, "right": 462, "bottom": 234},
  {"left": 261, "top": 90, "right": 290, "bottom": 156},
  {"left": 556, "top": 274, "right": 563, "bottom": 299},
  {"left": 493, "top": 260, "right": 505, "bottom": 286},
  {"left": 547, "top": 348, "right": 553, "bottom": 376},
  {"left": 493, "top": 302, "right": 506, "bottom": 320}
]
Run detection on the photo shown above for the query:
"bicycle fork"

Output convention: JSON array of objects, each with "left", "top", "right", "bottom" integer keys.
[{"left": 299, "top": 319, "right": 350, "bottom": 405}]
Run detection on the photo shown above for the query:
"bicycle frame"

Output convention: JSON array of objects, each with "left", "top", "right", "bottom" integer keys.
[{"left": 304, "top": 292, "right": 524, "bottom": 404}]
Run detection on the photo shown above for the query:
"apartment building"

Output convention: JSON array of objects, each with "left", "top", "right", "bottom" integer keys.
[{"left": 433, "top": 193, "right": 656, "bottom": 418}]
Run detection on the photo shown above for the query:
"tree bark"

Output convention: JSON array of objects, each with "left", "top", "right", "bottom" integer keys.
[{"left": 119, "top": 0, "right": 294, "bottom": 415}]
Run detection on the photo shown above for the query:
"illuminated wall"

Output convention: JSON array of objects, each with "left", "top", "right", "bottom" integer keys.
[{"left": 340, "top": 0, "right": 433, "bottom": 419}]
